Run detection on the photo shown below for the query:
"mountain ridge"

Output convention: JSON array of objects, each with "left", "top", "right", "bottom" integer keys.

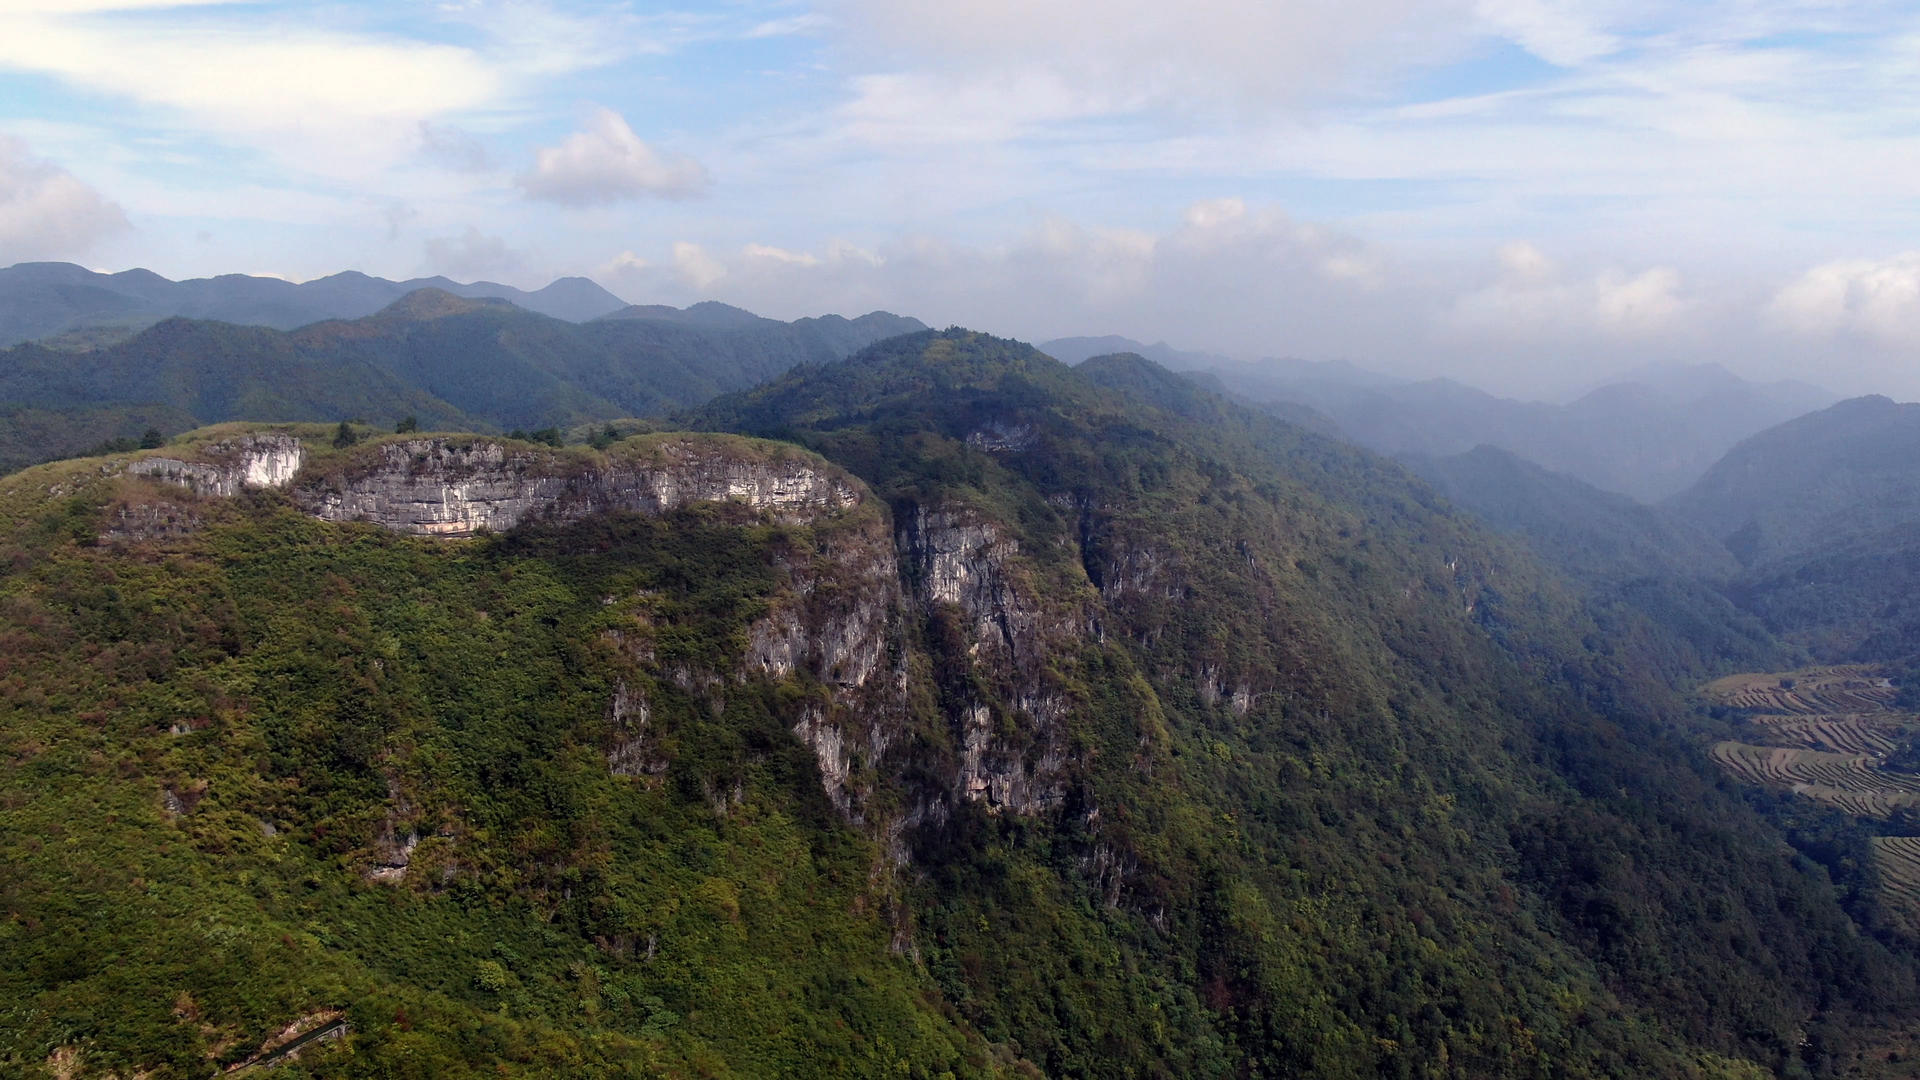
[
  {"left": 0, "top": 289, "right": 929, "bottom": 473},
  {"left": 1209, "top": 360, "right": 1839, "bottom": 501},
  {"left": 3, "top": 338, "right": 1917, "bottom": 1075},
  {"left": 0, "top": 261, "right": 634, "bottom": 346}
]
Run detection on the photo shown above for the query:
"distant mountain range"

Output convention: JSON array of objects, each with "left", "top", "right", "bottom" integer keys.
[
  {"left": 1039, "top": 333, "right": 1836, "bottom": 502},
  {"left": 1392, "top": 393, "right": 1920, "bottom": 665},
  {"left": 1660, "top": 395, "right": 1920, "bottom": 658},
  {"left": 0, "top": 261, "right": 634, "bottom": 347},
  {"left": 0, "top": 288, "right": 925, "bottom": 473},
  {"left": 1225, "top": 362, "right": 1836, "bottom": 503},
  {"left": 1669, "top": 395, "right": 1920, "bottom": 568},
  {"left": 1038, "top": 335, "right": 1231, "bottom": 370},
  {"left": 1041, "top": 340, "right": 1920, "bottom": 671},
  {"left": 1405, "top": 443, "right": 1740, "bottom": 584}
]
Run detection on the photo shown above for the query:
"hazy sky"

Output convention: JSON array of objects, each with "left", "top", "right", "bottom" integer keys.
[{"left": 3, "top": 0, "right": 1920, "bottom": 398}]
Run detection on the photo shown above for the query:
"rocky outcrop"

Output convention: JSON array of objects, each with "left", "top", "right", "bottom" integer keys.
[
  {"left": 296, "top": 436, "right": 860, "bottom": 536},
  {"left": 897, "top": 502, "right": 1077, "bottom": 815},
  {"left": 127, "top": 434, "right": 304, "bottom": 497},
  {"left": 745, "top": 515, "right": 909, "bottom": 822},
  {"left": 99, "top": 501, "right": 204, "bottom": 544},
  {"left": 606, "top": 679, "right": 667, "bottom": 780}
]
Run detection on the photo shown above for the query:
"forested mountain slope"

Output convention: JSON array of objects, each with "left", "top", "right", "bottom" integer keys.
[
  {"left": 1666, "top": 396, "right": 1920, "bottom": 660},
  {"left": 1, "top": 336, "right": 1912, "bottom": 1078},
  {"left": 1402, "top": 444, "right": 1737, "bottom": 583},
  {"left": 1672, "top": 396, "right": 1920, "bottom": 569},
  {"left": 690, "top": 335, "right": 1911, "bottom": 1075},
  {"left": 0, "top": 291, "right": 925, "bottom": 473},
  {"left": 1401, "top": 445, "right": 1782, "bottom": 675}
]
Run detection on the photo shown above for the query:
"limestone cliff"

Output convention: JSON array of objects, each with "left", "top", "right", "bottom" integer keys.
[
  {"left": 745, "top": 511, "right": 909, "bottom": 824},
  {"left": 116, "top": 428, "right": 1099, "bottom": 832},
  {"left": 127, "top": 433, "right": 305, "bottom": 497},
  {"left": 897, "top": 501, "right": 1081, "bottom": 816},
  {"left": 295, "top": 436, "right": 860, "bottom": 536}
]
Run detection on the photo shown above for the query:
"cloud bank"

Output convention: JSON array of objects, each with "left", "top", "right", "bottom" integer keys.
[
  {"left": 518, "top": 108, "right": 710, "bottom": 206},
  {"left": 0, "top": 137, "right": 127, "bottom": 261}
]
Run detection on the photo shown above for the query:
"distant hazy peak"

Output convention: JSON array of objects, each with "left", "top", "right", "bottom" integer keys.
[
  {"left": 375, "top": 288, "right": 515, "bottom": 321},
  {"left": 0, "top": 261, "right": 632, "bottom": 346},
  {"left": 597, "top": 300, "right": 769, "bottom": 328},
  {"left": 1570, "top": 360, "right": 1838, "bottom": 412},
  {"left": 600, "top": 302, "right": 927, "bottom": 337},
  {"left": 1040, "top": 334, "right": 1231, "bottom": 370}
]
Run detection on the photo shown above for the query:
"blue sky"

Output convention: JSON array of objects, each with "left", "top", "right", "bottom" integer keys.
[{"left": 4, "top": 0, "right": 1920, "bottom": 397}]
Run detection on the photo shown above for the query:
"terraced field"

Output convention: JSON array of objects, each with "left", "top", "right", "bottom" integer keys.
[
  {"left": 1710, "top": 742, "right": 1920, "bottom": 815},
  {"left": 1741, "top": 714, "right": 1906, "bottom": 755},
  {"left": 1706, "top": 667, "right": 1920, "bottom": 922},
  {"left": 1702, "top": 666, "right": 1898, "bottom": 714},
  {"left": 1875, "top": 837, "right": 1920, "bottom": 915},
  {"left": 1702, "top": 667, "right": 1920, "bottom": 819}
]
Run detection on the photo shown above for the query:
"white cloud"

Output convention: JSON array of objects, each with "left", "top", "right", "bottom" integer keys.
[
  {"left": 1451, "top": 242, "right": 1689, "bottom": 339},
  {"left": 0, "top": 136, "right": 128, "bottom": 261},
  {"left": 1770, "top": 253, "right": 1920, "bottom": 342},
  {"left": 0, "top": 13, "right": 500, "bottom": 132},
  {"left": 836, "top": 70, "right": 1106, "bottom": 146},
  {"left": 748, "top": 13, "right": 830, "bottom": 38},
  {"left": 743, "top": 243, "right": 820, "bottom": 267},
  {"left": 443, "top": 0, "right": 672, "bottom": 76},
  {"left": 417, "top": 122, "right": 491, "bottom": 173},
  {"left": 835, "top": 0, "right": 1472, "bottom": 114},
  {"left": 601, "top": 250, "right": 649, "bottom": 274},
  {"left": 600, "top": 200, "right": 1410, "bottom": 362},
  {"left": 9, "top": 0, "right": 242, "bottom": 11},
  {"left": 1594, "top": 266, "right": 1685, "bottom": 334},
  {"left": 519, "top": 108, "right": 709, "bottom": 206},
  {"left": 672, "top": 241, "right": 727, "bottom": 289},
  {"left": 1472, "top": 0, "right": 1620, "bottom": 66}
]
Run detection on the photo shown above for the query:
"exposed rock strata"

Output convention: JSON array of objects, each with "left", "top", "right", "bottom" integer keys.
[
  {"left": 100, "top": 501, "right": 204, "bottom": 544},
  {"left": 128, "top": 434, "right": 304, "bottom": 497},
  {"left": 744, "top": 515, "right": 909, "bottom": 822},
  {"left": 296, "top": 437, "right": 859, "bottom": 536},
  {"left": 897, "top": 502, "right": 1076, "bottom": 815}
]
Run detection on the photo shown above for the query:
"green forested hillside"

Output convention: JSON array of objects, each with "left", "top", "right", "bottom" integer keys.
[
  {"left": 1, "top": 336, "right": 1914, "bottom": 1078},
  {"left": 691, "top": 334, "right": 1909, "bottom": 1075},
  {"left": 0, "top": 431, "right": 1004, "bottom": 1078},
  {"left": 1401, "top": 444, "right": 1785, "bottom": 677},
  {"left": 0, "top": 291, "right": 925, "bottom": 471}
]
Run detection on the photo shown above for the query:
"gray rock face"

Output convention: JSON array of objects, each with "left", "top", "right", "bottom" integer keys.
[
  {"left": 295, "top": 437, "right": 861, "bottom": 536},
  {"left": 128, "top": 434, "right": 305, "bottom": 497},
  {"left": 100, "top": 502, "right": 203, "bottom": 544},
  {"left": 606, "top": 680, "right": 666, "bottom": 780},
  {"left": 744, "top": 515, "right": 910, "bottom": 822},
  {"left": 897, "top": 502, "right": 1076, "bottom": 815}
]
